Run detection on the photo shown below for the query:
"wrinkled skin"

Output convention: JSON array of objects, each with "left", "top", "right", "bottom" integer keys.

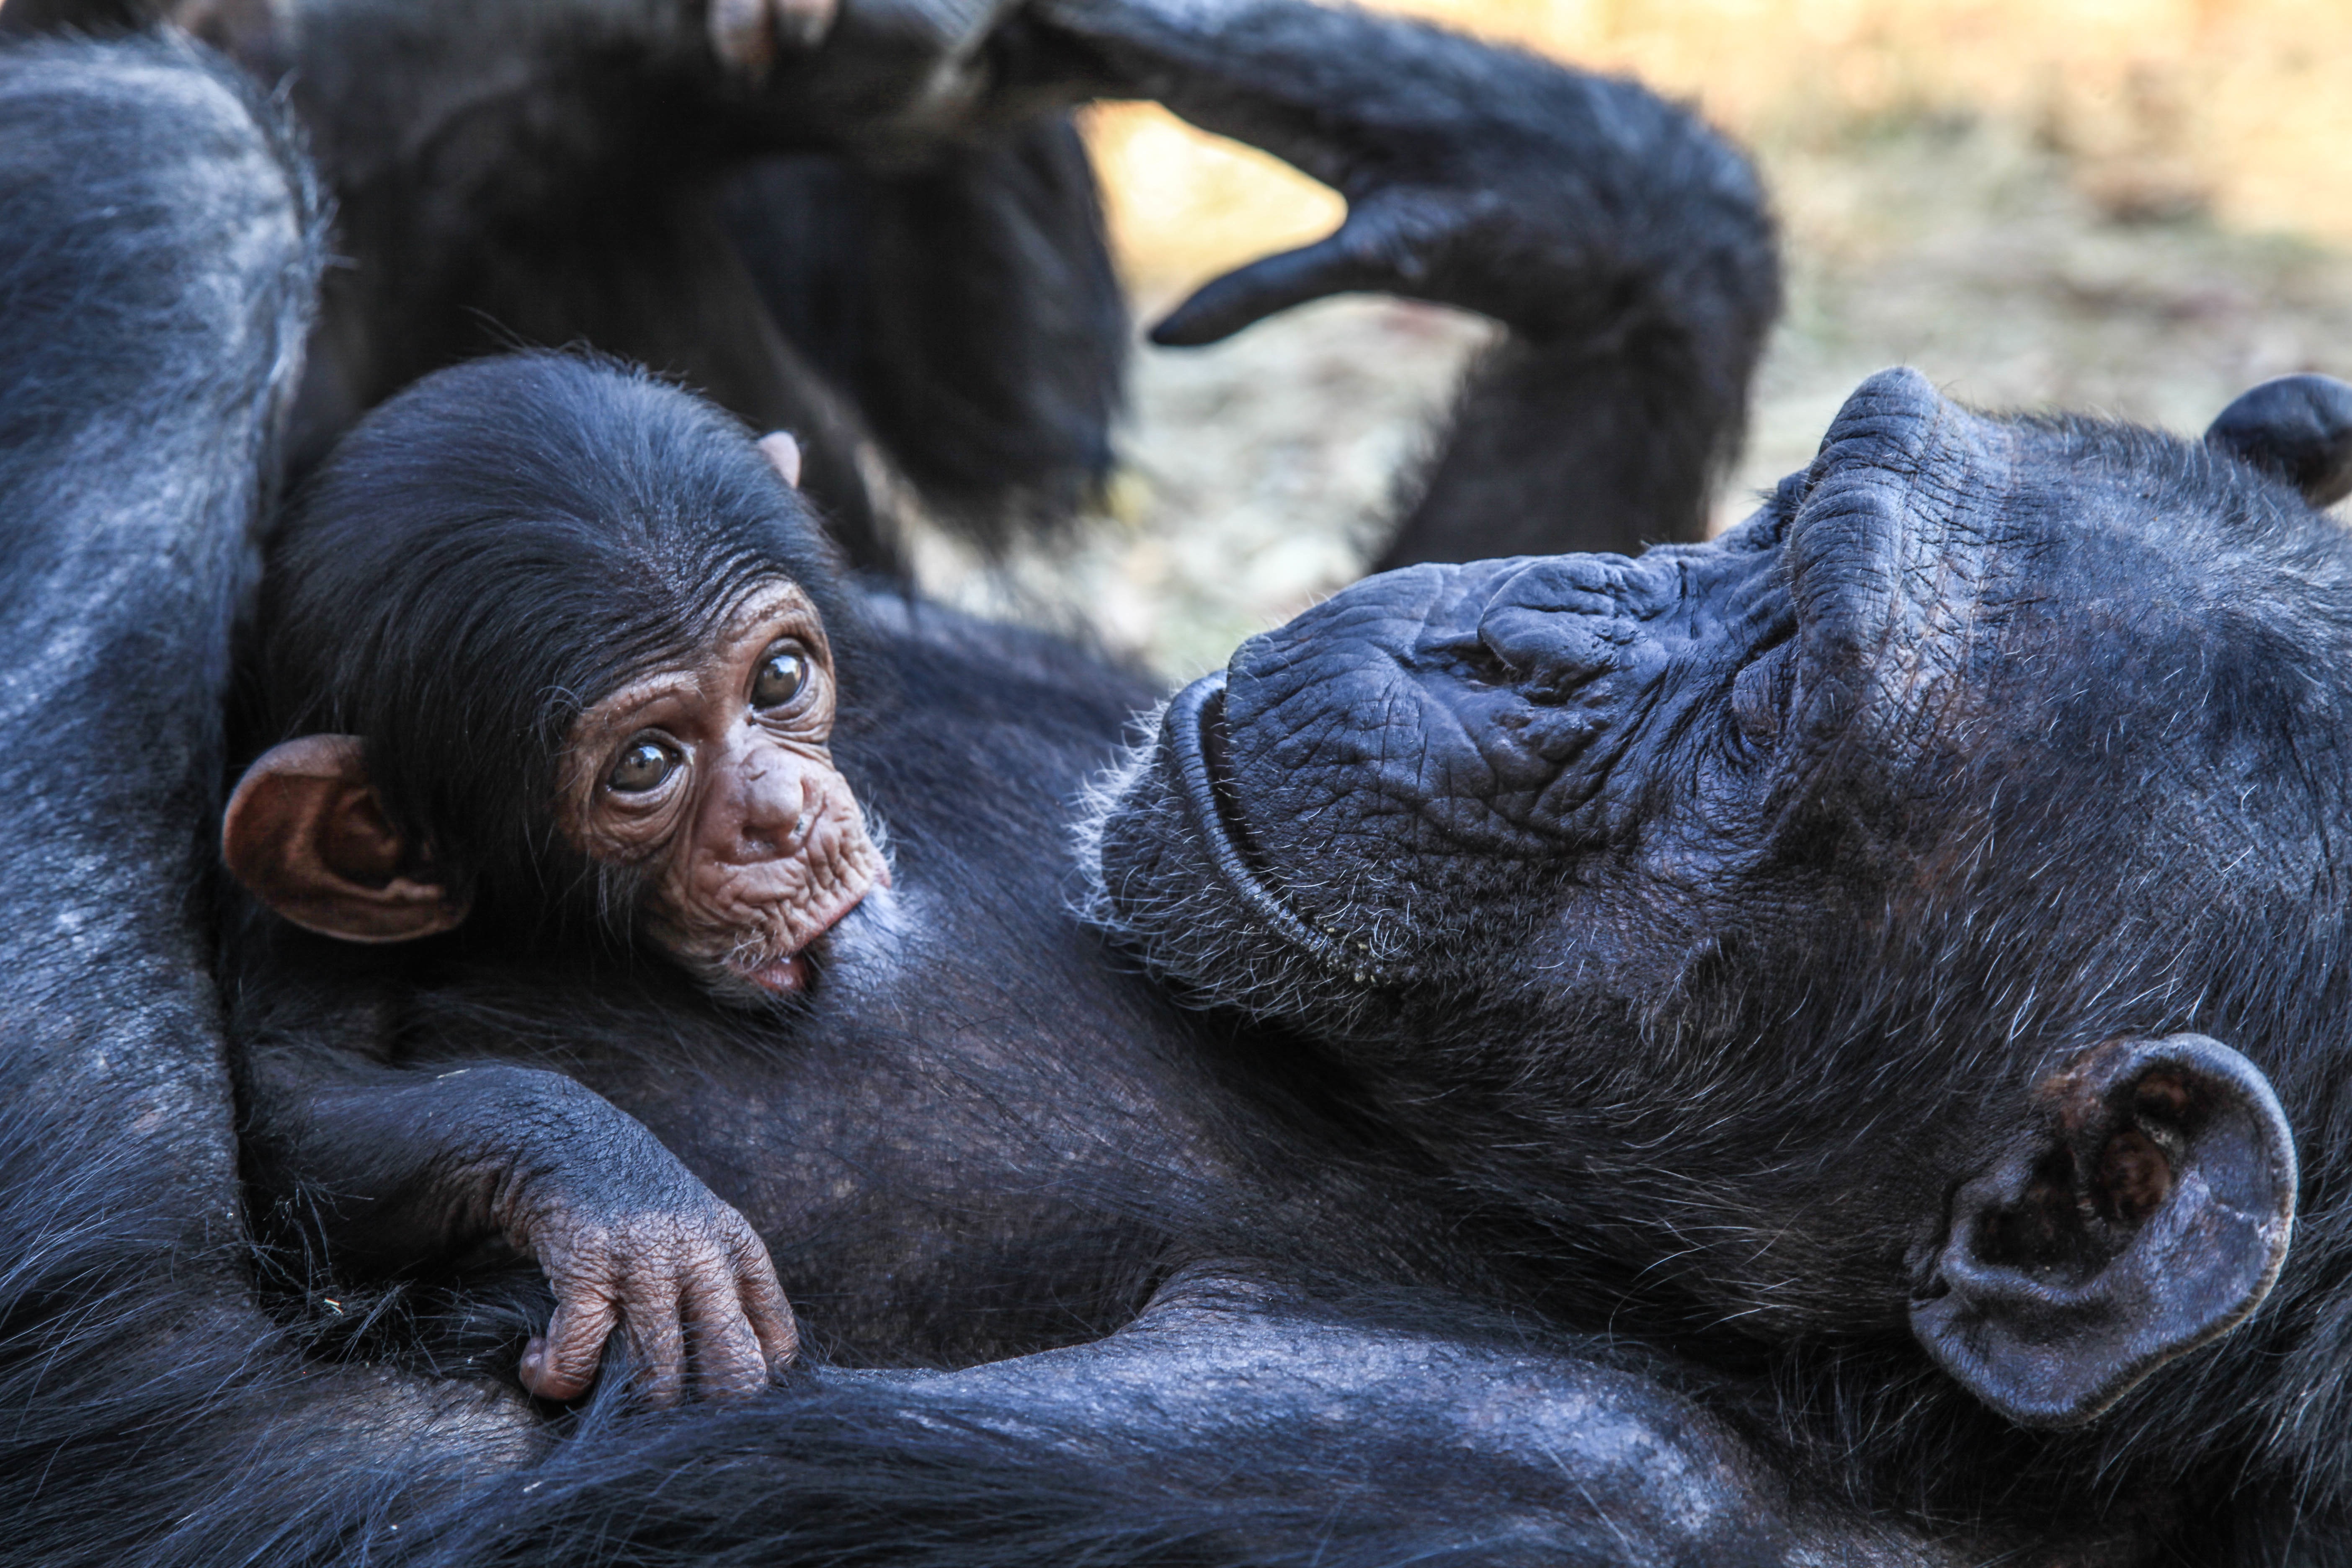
[
  {"left": 509, "top": 1130, "right": 794, "bottom": 1407},
  {"left": 368, "top": 1064, "right": 801, "bottom": 1405},
  {"left": 557, "top": 578, "right": 888, "bottom": 1000},
  {"left": 1088, "top": 368, "right": 2352, "bottom": 1550}
]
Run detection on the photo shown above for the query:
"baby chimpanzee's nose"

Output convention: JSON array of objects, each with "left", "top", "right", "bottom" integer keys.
[{"left": 712, "top": 744, "right": 813, "bottom": 864}]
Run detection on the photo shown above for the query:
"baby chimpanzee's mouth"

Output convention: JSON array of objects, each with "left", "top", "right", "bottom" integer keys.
[
  {"left": 705, "top": 851, "right": 884, "bottom": 1001},
  {"left": 736, "top": 951, "right": 812, "bottom": 994},
  {"left": 717, "top": 882, "right": 869, "bottom": 997},
  {"left": 1165, "top": 674, "right": 1400, "bottom": 986}
]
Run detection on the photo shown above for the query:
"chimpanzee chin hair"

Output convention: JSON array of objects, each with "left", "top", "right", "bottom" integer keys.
[{"left": 254, "top": 350, "right": 858, "bottom": 939}]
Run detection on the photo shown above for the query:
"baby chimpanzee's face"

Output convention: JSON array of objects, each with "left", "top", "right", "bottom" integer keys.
[{"left": 558, "top": 579, "right": 886, "bottom": 998}]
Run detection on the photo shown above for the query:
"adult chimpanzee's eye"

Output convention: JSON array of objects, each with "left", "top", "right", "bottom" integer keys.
[
  {"left": 752, "top": 646, "right": 808, "bottom": 709},
  {"left": 607, "top": 736, "right": 679, "bottom": 794}
]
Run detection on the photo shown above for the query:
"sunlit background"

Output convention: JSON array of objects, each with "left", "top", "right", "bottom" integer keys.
[{"left": 914, "top": 0, "right": 2352, "bottom": 676}]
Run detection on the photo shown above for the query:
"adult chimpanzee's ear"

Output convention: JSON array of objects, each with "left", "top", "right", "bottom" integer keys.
[
  {"left": 2204, "top": 374, "right": 2352, "bottom": 508},
  {"left": 221, "top": 735, "right": 471, "bottom": 942},
  {"left": 1911, "top": 1034, "right": 2296, "bottom": 1428},
  {"left": 758, "top": 431, "right": 803, "bottom": 489}
]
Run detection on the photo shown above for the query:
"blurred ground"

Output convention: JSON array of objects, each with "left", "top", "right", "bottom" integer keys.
[{"left": 916, "top": 0, "right": 2352, "bottom": 678}]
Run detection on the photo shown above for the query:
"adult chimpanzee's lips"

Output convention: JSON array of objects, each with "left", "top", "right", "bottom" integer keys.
[{"left": 1164, "top": 672, "right": 1399, "bottom": 984}]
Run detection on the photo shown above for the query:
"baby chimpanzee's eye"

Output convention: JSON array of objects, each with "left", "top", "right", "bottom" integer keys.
[
  {"left": 607, "top": 735, "right": 679, "bottom": 794},
  {"left": 752, "top": 645, "right": 808, "bottom": 709}
]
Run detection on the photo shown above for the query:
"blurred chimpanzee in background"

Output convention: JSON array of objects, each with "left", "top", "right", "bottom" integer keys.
[{"left": 10, "top": 0, "right": 1780, "bottom": 573}]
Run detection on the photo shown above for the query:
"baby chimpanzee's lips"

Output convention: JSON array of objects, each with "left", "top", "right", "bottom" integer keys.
[
  {"left": 719, "top": 862, "right": 879, "bottom": 995},
  {"left": 740, "top": 952, "right": 812, "bottom": 994},
  {"left": 1165, "top": 673, "right": 1398, "bottom": 984}
]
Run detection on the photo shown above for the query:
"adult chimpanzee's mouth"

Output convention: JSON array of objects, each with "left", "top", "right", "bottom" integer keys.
[{"left": 1165, "top": 673, "right": 1402, "bottom": 986}]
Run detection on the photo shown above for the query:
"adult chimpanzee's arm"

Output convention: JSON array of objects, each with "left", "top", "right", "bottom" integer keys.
[
  {"left": 0, "top": 35, "right": 553, "bottom": 1559},
  {"left": 412, "top": 1267, "right": 1942, "bottom": 1565},
  {"left": 0, "top": 33, "right": 312, "bottom": 1305},
  {"left": 1023, "top": 0, "right": 1781, "bottom": 560},
  {"left": 239, "top": 1036, "right": 797, "bottom": 1406}
]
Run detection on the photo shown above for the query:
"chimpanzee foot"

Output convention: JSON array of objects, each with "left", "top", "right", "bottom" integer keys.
[
  {"left": 517, "top": 1197, "right": 799, "bottom": 1407},
  {"left": 709, "top": 0, "right": 838, "bottom": 78}
]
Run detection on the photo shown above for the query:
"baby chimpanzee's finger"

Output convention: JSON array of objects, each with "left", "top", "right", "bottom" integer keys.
[
  {"left": 735, "top": 1233, "right": 800, "bottom": 1373},
  {"left": 520, "top": 1287, "right": 619, "bottom": 1402},
  {"left": 622, "top": 1284, "right": 691, "bottom": 1409},
  {"left": 681, "top": 1270, "right": 771, "bottom": 1401}
]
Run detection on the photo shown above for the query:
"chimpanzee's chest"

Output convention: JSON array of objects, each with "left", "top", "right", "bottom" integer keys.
[{"left": 403, "top": 881, "right": 1253, "bottom": 1367}]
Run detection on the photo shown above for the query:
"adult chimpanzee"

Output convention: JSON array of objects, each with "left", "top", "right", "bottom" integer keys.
[
  {"left": 1078, "top": 365, "right": 2352, "bottom": 1555},
  {"left": 8, "top": 0, "right": 1779, "bottom": 571},
  {"left": 219, "top": 354, "right": 902, "bottom": 1404}
]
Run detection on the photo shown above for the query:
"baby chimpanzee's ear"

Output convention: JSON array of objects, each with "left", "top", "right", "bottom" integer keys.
[
  {"left": 758, "top": 431, "right": 802, "bottom": 489},
  {"left": 222, "top": 735, "right": 471, "bottom": 942},
  {"left": 1911, "top": 1034, "right": 2296, "bottom": 1428}
]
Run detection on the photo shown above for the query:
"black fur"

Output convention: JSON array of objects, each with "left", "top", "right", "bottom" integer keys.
[
  {"left": 20, "top": 18, "right": 2352, "bottom": 1567},
  {"left": 33, "top": 18, "right": 2288, "bottom": 1568},
  {"left": 1, "top": 42, "right": 1849, "bottom": 1568}
]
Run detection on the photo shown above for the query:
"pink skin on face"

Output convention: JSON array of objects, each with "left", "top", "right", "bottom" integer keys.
[{"left": 560, "top": 580, "right": 888, "bottom": 996}]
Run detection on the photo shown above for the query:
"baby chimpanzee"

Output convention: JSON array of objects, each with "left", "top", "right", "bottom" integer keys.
[{"left": 220, "top": 353, "right": 887, "bottom": 1405}]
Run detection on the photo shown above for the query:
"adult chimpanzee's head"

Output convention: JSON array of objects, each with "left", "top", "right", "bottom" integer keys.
[
  {"left": 223, "top": 352, "right": 887, "bottom": 1001},
  {"left": 1085, "top": 368, "right": 2352, "bottom": 1437}
]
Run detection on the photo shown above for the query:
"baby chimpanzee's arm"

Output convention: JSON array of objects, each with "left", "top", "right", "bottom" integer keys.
[{"left": 240, "top": 1030, "right": 796, "bottom": 1406}]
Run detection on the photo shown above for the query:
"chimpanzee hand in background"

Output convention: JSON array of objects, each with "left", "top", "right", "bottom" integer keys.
[
  {"left": 1022, "top": 0, "right": 1770, "bottom": 346},
  {"left": 242, "top": 1057, "right": 796, "bottom": 1407},
  {"left": 761, "top": 0, "right": 1021, "bottom": 144},
  {"left": 1010, "top": 0, "right": 1779, "bottom": 560}
]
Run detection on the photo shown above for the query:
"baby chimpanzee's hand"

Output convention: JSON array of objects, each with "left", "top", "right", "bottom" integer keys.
[{"left": 497, "top": 1128, "right": 797, "bottom": 1406}]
